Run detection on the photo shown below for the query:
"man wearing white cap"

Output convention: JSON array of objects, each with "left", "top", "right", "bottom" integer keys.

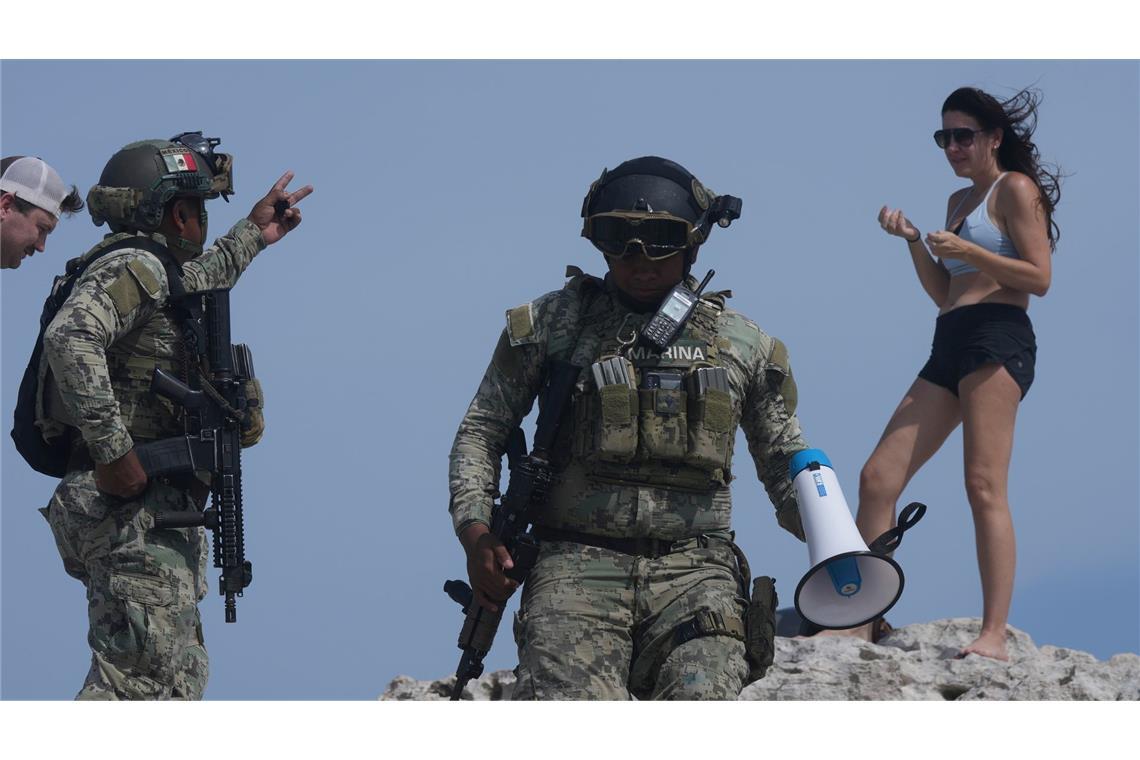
[{"left": 1, "top": 156, "right": 85, "bottom": 269}]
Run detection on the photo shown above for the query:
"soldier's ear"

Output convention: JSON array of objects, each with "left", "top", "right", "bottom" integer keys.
[{"left": 170, "top": 199, "right": 191, "bottom": 231}]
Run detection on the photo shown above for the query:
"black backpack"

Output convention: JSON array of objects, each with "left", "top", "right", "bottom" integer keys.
[{"left": 11, "top": 236, "right": 176, "bottom": 477}]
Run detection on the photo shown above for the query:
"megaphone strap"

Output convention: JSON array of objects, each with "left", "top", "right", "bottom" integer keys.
[{"left": 868, "top": 501, "right": 928, "bottom": 555}]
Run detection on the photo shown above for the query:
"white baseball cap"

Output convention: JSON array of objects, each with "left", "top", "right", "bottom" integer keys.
[{"left": 1, "top": 156, "right": 70, "bottom": 220}]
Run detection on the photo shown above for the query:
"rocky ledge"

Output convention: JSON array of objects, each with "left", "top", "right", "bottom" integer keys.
[{"left": 383, "top": 618, "right": 1139, "bottom": 700}]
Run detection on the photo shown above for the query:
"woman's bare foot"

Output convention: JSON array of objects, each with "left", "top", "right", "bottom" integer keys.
[{"left": 957, "top": 630, "right": 1009, "bottom": 661}]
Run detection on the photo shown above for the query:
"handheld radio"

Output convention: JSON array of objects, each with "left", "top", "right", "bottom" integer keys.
[{"left": 640, "top": 269, "right": 715, "bottom": 350}]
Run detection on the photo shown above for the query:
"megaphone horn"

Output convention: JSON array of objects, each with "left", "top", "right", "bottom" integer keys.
[{"left": 788, "top": 449, "right": 926, "bottom": 630}]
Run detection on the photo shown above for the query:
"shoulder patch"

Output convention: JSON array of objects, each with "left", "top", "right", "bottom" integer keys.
[
  {"left": 126, "top": 258, "right": 163, "bottom": 300},
  {"left": 104, "top": 256, "right": 164, "bottom": 319},
  {"left": 506, "top": 303, "right": 539, "bottom": 346},
  {"left": 766, "top": 337, "right": 798, "bottom": 415},
  {"left": 106, "top": 272, "right": 145, "bottom": 318}
]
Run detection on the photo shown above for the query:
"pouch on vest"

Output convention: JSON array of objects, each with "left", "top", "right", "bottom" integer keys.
[
  {"left": 230, "top": 343, "right": 265, "bottom": 448},
  {"left": 574, "top": 355, "right": 638, "bottom": 463},
  {"left": 241, "top": 378, "right": 265, "bottom": 448},
  {"left": 684, "top": 365, "right": 734, "bottom": 478},
  {"left": 637, "top": 369, "right": 688, "bottom": 461}
]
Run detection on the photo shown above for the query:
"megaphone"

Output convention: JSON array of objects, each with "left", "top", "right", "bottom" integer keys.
[{"left": 789, "top": 449, "right": 925, "bottom": 630}]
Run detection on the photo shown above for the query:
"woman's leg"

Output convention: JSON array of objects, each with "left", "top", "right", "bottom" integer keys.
[
  {"left": 857, "top": 378, "right": 962, "bottom": 546},
  {"left": 957, "top": 364, "right": 1022, "bottom": 660},
  {"left": 815, "top": 378, "right": 960, "bottom": 640}
]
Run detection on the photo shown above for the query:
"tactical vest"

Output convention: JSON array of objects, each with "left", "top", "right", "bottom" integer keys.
[
  {"left": 40, "top": 236, "right": 194, "bottom": 449},
  {"left": 547, "top": 267, "right": 739, "bottom": 493}
]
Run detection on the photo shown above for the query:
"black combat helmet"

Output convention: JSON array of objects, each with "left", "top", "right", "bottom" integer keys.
[
  {"left": 87, "top": 133, "right": 233, "bottom": 233},
  {"left": 581, "top": 156, "right": 741, "bottom": 262}
]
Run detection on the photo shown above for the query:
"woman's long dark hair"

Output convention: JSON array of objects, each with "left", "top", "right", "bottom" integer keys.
[{"left": 942, "top": 87, "right": 1062, "bottom": 250}]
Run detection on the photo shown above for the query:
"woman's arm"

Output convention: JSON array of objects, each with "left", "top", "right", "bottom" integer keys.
[
  {"left": 879, "top": 204, "right": 950, "bottom": 307},
  {"left": 926, "top": 173, "right": 1052, "bottom": 296}
]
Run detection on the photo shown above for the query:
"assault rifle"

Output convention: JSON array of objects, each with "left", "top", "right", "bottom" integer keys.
[
  {"left": 134, "top": 289, "right": 255, "bottom": 623},
  {"left": 444, "top": 359, "right": 582, "bottom": 700}
]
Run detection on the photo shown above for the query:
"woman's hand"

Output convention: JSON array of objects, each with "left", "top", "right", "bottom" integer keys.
[
  {"left": 925, "top": 229, "right": 973, "bottom": 262},
  {"left": 878, "top": 206, "right": 920, "bottom": 242},
  {"left": 882, "top": 205, "right": 950, "bottom": 307}
]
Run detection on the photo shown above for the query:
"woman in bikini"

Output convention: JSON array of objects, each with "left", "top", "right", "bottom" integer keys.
[{"left": 848, "top": 87, "right": 1060, "bottom": 660}]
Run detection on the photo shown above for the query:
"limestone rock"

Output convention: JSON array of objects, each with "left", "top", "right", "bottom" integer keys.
[
  {"left": 743, "top": 618, "right": 1139, "bottom": 700},
  {"left": 381, "top": 618, "right": 1138, "bottom": 701},
  {"left": 383, "top": 669, "right": 517, "bottom": 701}
]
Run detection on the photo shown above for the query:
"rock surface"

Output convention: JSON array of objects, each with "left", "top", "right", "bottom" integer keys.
[{"left": 383, "top": 618, "right": 1139, "bottom": 700}]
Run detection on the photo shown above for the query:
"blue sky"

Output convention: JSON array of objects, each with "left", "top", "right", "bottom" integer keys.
[{"left": 2, "top": 60, "right": 1137, "bottom": 702}]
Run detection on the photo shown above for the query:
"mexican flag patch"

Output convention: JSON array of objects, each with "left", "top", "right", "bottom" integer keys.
[{"left": 160, "top": 149, "right": 198, "bottom": 173}]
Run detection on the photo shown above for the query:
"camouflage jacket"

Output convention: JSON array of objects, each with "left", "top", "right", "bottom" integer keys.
[
  {"left": 40, "top": 219, "right": 265, "bottom": 465},
  {"left": 449, "top": 266, "right": 810, "bottom": 542}
]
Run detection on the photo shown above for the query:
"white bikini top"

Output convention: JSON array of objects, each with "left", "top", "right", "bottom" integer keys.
[{"left": 942, "top": 173, "right": 1021, "bottom": 277}]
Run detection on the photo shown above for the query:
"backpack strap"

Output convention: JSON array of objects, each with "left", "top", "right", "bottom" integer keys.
[
  {"left": 44, "top": 236, "right": 170, "bottom": 325},
  {"left": 551, "top": 265, "right": 605, "bottom": 363}
]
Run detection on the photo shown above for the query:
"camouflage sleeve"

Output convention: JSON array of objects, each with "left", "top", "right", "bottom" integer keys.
[
  {"left": 740, "top": 335, "right": 810, "bottom": 541},
  {"left": 447, "top": 293, "right": 560, "bottom": 536},
  {"left": 42, "top": 250, "right": 169, "bottom": 464},
  {"left": 180, "top": 218, "right": 266, "bottom": 292}
]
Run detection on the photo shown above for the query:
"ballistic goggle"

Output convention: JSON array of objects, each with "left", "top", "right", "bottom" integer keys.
[
  {"left": 583, "top": 212, "right": 696, "bottom": 260},
  {"left": 170, "top": 131, "right": 234, "bottom": 201},
  {"left": 583, "top": 192, "right": 743, "bottom": 260}
]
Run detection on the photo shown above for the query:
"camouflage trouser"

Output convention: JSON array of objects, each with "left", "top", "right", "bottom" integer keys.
[
  {"left": 512, "top": 535, "right": 749, "bottom": 700},
  {"left": 40, "top": 470, "right": 210, "bottom": 700}
]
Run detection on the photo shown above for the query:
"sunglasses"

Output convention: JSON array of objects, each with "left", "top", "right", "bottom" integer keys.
[
  {"left": 583, "top": 212, "right": 693, "bottom": 261},
  {"left": 933, "top": 127, "right": 989, "bottom": 149}
]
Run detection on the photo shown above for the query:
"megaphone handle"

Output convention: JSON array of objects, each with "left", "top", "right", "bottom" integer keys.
[
  {"left": 899, "top": 502, "right": 926, "bottom": 529},
  {"left": 869, "top": 501, "right": 927, "bottom": 555}
]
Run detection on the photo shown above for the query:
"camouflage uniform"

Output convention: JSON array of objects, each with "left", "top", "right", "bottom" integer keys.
[
  {"left": 449, "top": 267, "right": 809, "bottom": 700},
  {"left": 38, "top": 220, "right": 264, "bottom": 700}
]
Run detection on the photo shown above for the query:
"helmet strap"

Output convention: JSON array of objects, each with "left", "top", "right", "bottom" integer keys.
[{"left": 168, "top": 236, "right": 204, "bottom": 259}]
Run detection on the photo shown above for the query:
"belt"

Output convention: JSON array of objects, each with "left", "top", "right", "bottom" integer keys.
[{"left": 531, "top": 526, "right": 689, "bottom": 559}]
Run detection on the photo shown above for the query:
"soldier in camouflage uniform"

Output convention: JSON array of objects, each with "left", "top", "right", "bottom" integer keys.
[
  {"left": 36, "top": 134, "right": 311, "bottom": 700},
  {"left": 449, "top": 156, "right": 810, "bottom": 699}
]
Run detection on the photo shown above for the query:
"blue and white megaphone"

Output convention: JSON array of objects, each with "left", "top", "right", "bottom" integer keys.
[{"left": 790, "top": 449, "right": 926, "bottom": 630}]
